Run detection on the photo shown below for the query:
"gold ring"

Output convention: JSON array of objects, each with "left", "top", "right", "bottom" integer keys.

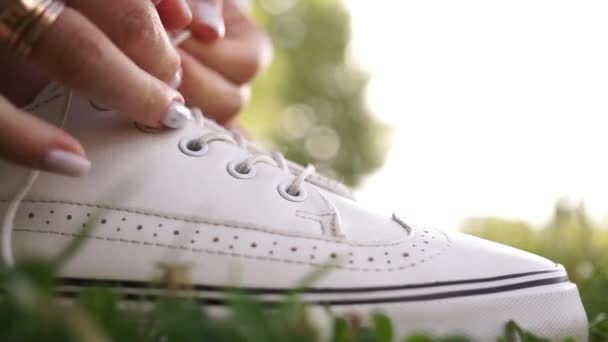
[{"left": 0, "top": 0, "right": 65, "bottom": 56}]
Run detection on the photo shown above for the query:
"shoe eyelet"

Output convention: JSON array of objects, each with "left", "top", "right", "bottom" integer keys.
[
  {"left": 277, "top": 182, "right": 308, "bottom": 202},
  {"left": 227, "top": 160, "right": 257, "bottom": 179},
  {"left": 179, "top": 137, "right": 209, "bottom": 157}
]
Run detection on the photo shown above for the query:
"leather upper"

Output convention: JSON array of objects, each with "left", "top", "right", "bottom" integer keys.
[{"left": 0, "top": 85, "right": 560, "bottom": 289}]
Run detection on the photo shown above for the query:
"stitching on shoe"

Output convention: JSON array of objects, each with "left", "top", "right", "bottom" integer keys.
[
  {"left": 14, "top": 228, "right": 449, "bottom": 273},
  {"left": 295, "top": 210, "right": 339, "bottom": 235},
  {"left": 13, "top": 199, "right": 415, "bottom": 247}
]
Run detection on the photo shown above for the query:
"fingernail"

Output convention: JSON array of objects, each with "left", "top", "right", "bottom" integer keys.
[
  {"left": 169, "top": 65, "right": 183, "bottom": 89},
  {"left": 162, "top": 100, "right": 192, "bottom": 128},
  {"left": 43, "top": 149, "right": 91, "bottom": 177},
  {"left": 194, "top": 1, "right": 225, "bottom": 41},
  {"left": 178, "top": 0, "right": 193, "bottom": 20}
]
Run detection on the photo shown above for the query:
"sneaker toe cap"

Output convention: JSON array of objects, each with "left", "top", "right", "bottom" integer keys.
[{"left": 434, "top": 230, "right": 562, "bottom": 280}]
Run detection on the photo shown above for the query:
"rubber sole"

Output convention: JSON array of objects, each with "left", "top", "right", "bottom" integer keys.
[
  {"left": 327, "top": 282, "right": 588, "bottom": 341},
  {"left": 56, "top": 277, "right": 588, "bottom": 341}
]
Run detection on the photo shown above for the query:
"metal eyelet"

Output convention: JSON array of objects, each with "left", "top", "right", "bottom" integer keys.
[
  {"left": 179, "top": 137, "right": 209, "bottom": 157},
  {"left": 226, "top": 160, "right": 257, "bottom": 179},
  {"left": 277, "top": 182, "right": 308, "bottom": 202}
]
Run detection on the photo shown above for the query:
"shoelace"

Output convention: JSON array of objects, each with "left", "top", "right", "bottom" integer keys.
[
  {"left": 188, "top": 108, "right": 317, "bottom": 197},
  {"left": 172, "top": 31, "right": 318, "bottom": 197}
]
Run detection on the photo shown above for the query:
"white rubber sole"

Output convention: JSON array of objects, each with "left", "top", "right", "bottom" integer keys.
[
  {"left": 56, "top": 276, "right": 588, "bottom": 341},
  {"left": 328, "top": 281, "right": 588, "bottom": 341}
]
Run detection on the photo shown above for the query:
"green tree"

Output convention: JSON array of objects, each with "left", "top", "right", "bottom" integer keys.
[{"left": 241, "top": 0, "right": 390, "bottom": 186}]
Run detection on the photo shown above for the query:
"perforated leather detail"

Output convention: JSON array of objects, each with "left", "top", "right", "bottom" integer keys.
[{"left": 13, "top": 201, "right": 450, "bottom": 272}]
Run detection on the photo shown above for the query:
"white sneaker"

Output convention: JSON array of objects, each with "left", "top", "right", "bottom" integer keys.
[{"left": 0, "top": 85, "right": 588, "bottom": 341}]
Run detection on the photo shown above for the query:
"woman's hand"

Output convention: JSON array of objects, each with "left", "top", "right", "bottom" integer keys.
[
  {"left": 178, "top": 0, "right": 272, "bottom": 126},
  {"left": 0, "top": 0, "right": 193, "bottom": 176}
]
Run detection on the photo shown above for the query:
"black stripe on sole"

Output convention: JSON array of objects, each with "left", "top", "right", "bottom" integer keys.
[
  {"left": 57, "top": 276, "right": 568, "bottom": 306},
  {"left": 58, "top": 269, "right": 563, "bottom": 295}
]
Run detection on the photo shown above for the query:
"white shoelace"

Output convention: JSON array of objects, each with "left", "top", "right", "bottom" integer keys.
[
  {"left": 188, "top": 108, "right": 317, "bottom": 197},
  {"left": 172, "top": 31, "right": 318, "bottom": 197}
]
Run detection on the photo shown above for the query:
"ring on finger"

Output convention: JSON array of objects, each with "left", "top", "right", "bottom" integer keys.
[{"left": 0, "top": 0, "right": 66, "bottom": 56}]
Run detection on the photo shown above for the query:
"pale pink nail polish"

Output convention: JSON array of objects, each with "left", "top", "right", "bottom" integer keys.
[
  {"left": 43, "top": 149, "right": 91, "bottom": 177},
  {"left": 195, "top": 1, "right": 226, "bottom": 40},
  {"left": 162, "top": 100, "right": 191, "bottom": 129},
  {"left": 179, "top": 0, "right": 192, "bottom": 19}
]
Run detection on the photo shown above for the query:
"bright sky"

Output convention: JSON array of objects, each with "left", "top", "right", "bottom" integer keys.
[{"left": 346, "top": 1, "right": 608, "bottom": 229}]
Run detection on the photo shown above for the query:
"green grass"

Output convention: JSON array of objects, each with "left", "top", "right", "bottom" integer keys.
[{"left": 0, "top": 256, "right": 605, "bottom": 341}]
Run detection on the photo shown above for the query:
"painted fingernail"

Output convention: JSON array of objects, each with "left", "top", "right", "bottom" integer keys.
[
  {"left": 194, "top": 1, "right": 225, "bottom": 41},
  {"left": 43, "top": 149, "right": 91, "bottom": 177},
  {"left": 162, "top": 100, "right": 192, "bottom": 128},
  {"left": 178, "top": 0, "right": 193, "bottom": 20},
  {"left": 169, "top": 65, "right": 183, "bottom": 89}
]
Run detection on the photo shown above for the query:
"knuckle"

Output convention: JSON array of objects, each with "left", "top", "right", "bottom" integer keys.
[
  {"left": 156, "top": 50, "right": 181, "bottom": 84},
  {"left": 116, "top": 3, "right": 179, "bottom": 84},
  {"left": 59, "top": 29, "right": 104, "bottom": 87},
  {"left": 117, "top": 4, "right": 158, "bottom": 50}
]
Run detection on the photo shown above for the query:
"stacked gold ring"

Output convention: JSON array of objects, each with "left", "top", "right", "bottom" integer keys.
[{"left": 0, "top": 0, "right": 65, "bottom": 56}]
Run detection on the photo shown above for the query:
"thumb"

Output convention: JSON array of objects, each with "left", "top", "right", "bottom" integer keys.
[{"left": 0, "top": 96, "right": 90, "bottom": 177}]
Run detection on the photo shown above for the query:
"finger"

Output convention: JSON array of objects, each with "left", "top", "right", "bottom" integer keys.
[
  {"left": 0, "top": 96, "right": 90, "bottom": 176},
  {"left": 156, "top": 0, "right": 193, "bottom": 31},
  {"left": 69, "top": 0, "right": 181, "bottom": 86},
  {"left": 178, "top": 49, "right": 248, "bottom": 124},
  {"left": 0, "top": 44, "right": 48, "bottom": 107},
  {"left": 30, "top": 8, "right": 187, "bottom": 127},
  {"left": 180, "top": 0, "right": 271, "bottom": 84},
  {"left": 225, "top": 119, "right": 252, "bottom": 139},
  {"left": 188, "top": 0, "right": 225, "bottom": 43}
]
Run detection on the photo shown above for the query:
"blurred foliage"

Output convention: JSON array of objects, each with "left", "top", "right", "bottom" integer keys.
[
  {"left": 241, "top": 0, "right": 391, "bottom": 186},
  {"left": 462, "top": 200, "right": 608, "bottom": 341},
  {"left": 0, "top": 258, "right": 579, "bottom": 342}
]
